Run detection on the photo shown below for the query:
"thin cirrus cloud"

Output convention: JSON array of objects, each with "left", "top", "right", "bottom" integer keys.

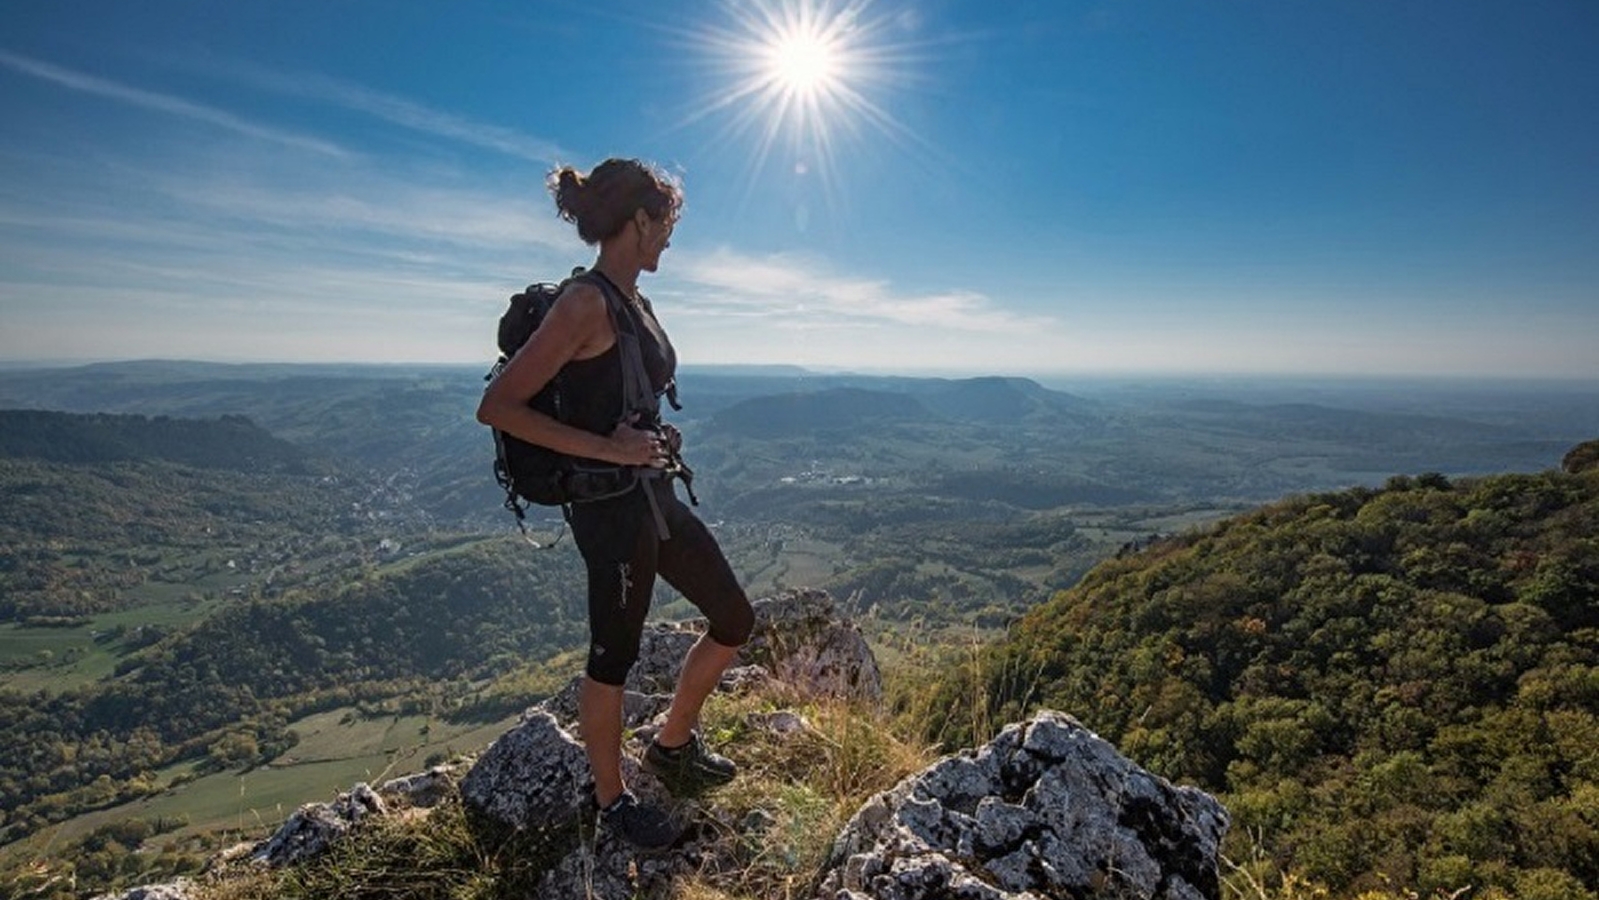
[
  {"left": 195, "top": 57, "right": 570, "bottom": 164},
  {"left": 674, "top": 247, "right": 1056, "bottom": 335},
  {"left": 153, "top": 175, "right": 575, "bottom": 255},
  {"left": 0, "top": 50, "right": 349, "bottom": 158}
]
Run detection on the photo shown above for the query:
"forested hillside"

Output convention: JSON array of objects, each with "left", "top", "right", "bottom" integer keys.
[
  {"left": 0, "top": 410, "right": 313, "bottom": 473},
  {"left": 0, "top": 540, "right": 586, "bottom": 845},
  {"left": 0, "top": 411, "right": 592, "bottom": 854},
  {"left": 924, "top": 466, "right": 1599, "bottom": 898}
]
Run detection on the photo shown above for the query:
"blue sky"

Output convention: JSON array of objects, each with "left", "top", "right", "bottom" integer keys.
[{"left": 2, "top": 0, "right": 1595, "bottom": 377}]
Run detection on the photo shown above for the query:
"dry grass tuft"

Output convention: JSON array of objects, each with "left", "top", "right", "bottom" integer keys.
[
  {"left": 190, "top": 680, "right": 936, "bottom": 900},
  {"left": 667, "top": 686, "right": 938, "bottom": 900}
]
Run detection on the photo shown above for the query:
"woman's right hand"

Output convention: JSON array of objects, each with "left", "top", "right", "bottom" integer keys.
[{"left": 607, "top": 419, "right": 667, "bottom": 468}]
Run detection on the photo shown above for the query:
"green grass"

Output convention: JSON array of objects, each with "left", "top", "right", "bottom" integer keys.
[
  {"left": 0, "top": 706, "right": 521, "bottom": 863},
  {"left": 0, "top": 595, "right": 226, "bottom": 692}
]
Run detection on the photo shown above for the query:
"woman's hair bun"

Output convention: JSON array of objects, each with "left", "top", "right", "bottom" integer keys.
[
  {"left": 549, "top": 166, "right": 589, "bottom": 225},
  {"left": 547, "top": 158, "right": 682, "bottom": 245}
]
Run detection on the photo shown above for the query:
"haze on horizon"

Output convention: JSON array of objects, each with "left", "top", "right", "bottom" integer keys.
[{"left": 2, "top": 1, "right": 1596, "bottom": 379}]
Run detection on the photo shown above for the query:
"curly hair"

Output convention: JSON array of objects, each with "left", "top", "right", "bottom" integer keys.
[{"left": 547, "top": 158, "right": 683, "bottom": 245}]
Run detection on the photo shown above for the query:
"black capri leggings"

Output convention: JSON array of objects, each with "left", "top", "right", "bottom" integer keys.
[{"left": 568, "top": 481, "right": 754, "bottom": 686}]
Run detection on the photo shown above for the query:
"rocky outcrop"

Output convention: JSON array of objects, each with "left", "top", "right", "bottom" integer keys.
[
  {"left": 458, "top": 711, "right": 594, "bottom": 831},
  {"left": 453, "top": 588, "right": 883, "bottom": 897},
  {"left": 815, "top": 711, "right": 1229, "bottom": 900},
  {"left": 251, "top": 782, "right": 386, "bottom": 867},
  {"left": 457, "top": 702, "right": 813, "bottom": 899},
  {"left": 455, "top": 707, "right": 1228, "bottom": 900},
  {"left": 741, "top": 588, "right": 883, "bottom": 701},
  {"left": 101, "top": 590, "right": 1227, "bottom": 900},
  {"left": 538, "top": 587, "right": 881, "bottom": 732},
  {"left": 91, "top": 883, "right": 196, "bottom": 900},
  {"left": 458, "top": 588, "right": 877, "bottom": 831}
]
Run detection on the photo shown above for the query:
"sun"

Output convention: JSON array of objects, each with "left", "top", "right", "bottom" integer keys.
[
  {"left": 675, "top": 0, "right": 928, "bottom": 201},
  {"left": 766, "top": 29, "right": 841, "bottom": 98}
]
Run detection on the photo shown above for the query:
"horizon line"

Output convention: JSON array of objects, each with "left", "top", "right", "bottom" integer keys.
[{"left": 2, "top": 357, "right": 1599, "bottom": 385}]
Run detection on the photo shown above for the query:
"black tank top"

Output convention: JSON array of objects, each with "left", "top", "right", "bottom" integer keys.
[{"left": 560, "top": 275, "right": 676, "bottom": 440}]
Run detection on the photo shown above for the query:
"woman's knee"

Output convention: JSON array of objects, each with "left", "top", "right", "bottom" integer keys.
[
  {"left": 708, "top": 592, "right": 755, "bottom": 648},
  {"left": 585, "top": 642, "right": 639, "bottom": 687}
]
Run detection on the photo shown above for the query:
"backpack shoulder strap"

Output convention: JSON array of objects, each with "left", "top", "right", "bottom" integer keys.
[
  {"left": 580, "top": 272, "right": 659, "bottom": 420},
  {"left": 579, "top": 271, "right": 682, "bottom": 538}
]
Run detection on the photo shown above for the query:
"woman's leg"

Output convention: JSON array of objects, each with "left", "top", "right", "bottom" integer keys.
[
  {"left": 580, "top": 677, "right": 627, "bottom": 806},
  {"left": 656, "top": 635, "right": 741, "bottom": 748},
  {"left": 654, "top": 494, "right": 755, "bottom": 746},
  {"left": 571, "top": 497, "right": 659, "bottom": 804}
]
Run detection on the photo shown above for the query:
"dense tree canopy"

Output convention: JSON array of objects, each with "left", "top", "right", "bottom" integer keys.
[
  {"left": 0, "top": 410, "right": 314, "bottom": 473},
  {"left": 926, "top": 468, "right": 1599, "bottom": 898},
  {"left": 0, "top": 542, "right": 585, "bottom": 844}
]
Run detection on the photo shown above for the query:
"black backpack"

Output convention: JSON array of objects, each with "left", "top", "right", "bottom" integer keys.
[{"left": 485, "top": 269, "right": 692, "bottom": 536}]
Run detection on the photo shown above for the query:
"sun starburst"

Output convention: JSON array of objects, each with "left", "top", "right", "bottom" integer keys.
[
  {"left": 675, "top": 0, "right": 928, "bottom": 217},
  {"left": 767, "top": 30, "right": 840, "bottom": 97}
]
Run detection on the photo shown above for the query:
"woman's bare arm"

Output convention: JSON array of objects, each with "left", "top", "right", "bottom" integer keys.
[{"left": 476, "top": 281, "right": 663, "bottom": 467}]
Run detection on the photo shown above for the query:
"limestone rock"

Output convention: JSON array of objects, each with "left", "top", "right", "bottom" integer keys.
[
  {"left": 538, "top": 679, "right": 674, "bottom": 732},
  {"left": 380, "top": 763, "right": 459, "bottom": 808},
  {"left": 536, "top": 587, "right": 879, "bottom": 734},
  {"left": 458, "top": 711, "right": 594, "bottom": 831},
  {"left": 250, "top": 783, "right": 385, "bottom": 867},
  {"left": 745, "top": 588, "right": 882, "bottom": 702},
  {"left": 90, "top": 882, "right": 195, "bottom": 900},
  {"left": 816, "top": 711, "right": 1229, "bottom": 900},
  {"left": 456, "top": 709, "right": 707, "bottom": 898}
]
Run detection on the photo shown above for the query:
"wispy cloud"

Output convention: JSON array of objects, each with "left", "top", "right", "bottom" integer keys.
[
  {"left": 200, "top": 59, "right": 569, "bottom": 163},
  {"left": 0, "top": 141, "right": 577, "bottom": 267},
  {"left": 154, "top": 177, "right": 574, "bottom": 252},
  {"left": 0, "top": 50, "right": 349, "bottom": 158},
  {"left": 674, "top": 246, "right": 1056, "bottom": 334}
]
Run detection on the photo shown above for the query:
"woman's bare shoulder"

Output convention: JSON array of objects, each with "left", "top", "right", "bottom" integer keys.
[{"left": 553, "top": 278, "right": 608, "bottom": 321}]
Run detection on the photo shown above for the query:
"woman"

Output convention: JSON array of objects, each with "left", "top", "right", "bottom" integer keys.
[{"left": 477, "top": 158, "right": 754, "bottom": 849}]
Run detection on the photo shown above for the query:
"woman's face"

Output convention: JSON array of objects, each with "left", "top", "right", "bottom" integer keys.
[{"left": 637, "top": 210, "right": 675, "bottom": 273}]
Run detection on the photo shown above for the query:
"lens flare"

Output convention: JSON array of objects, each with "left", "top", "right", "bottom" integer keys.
[{"left": 673, "top": 0, "right": 933, "bottom": 216}]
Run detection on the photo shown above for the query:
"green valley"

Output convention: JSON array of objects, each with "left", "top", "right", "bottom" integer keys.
[{"left": 2, "top": 366, "right": 1597, "bottom": 899}]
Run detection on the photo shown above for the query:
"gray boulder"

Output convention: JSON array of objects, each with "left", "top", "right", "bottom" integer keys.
[
  {"left": 91, "top": 883, "right": 195, "bottom": 900},
  {"left": 745, "top": 588, "right": 883, "bottom": 702},
  {"left": 538, "top": 587, "right": 880, "bottom": 733},
  {"left": 460, "top": 703, "right": 823, "bottom": 898},
  {"left": 457, "top": 711, "right": 594, "bottom": 831},
  {"left": 453, "top": 717, "right": 680, "bottom": 898},
  {"left": 250, "top": 782, "right": 385, "bottom": 867},
  {"left": 379, "top": 763, "right": 459, "bottom": 809},
  {"left": 816, "top": 711, "right": 1229, "bottom": 900}
]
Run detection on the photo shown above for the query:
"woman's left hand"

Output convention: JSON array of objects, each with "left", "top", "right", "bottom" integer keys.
[
  {"left": 607, "top": 418, "right": 668, "bottom": 468},
  {"left": 659, "top": 422, "right": 683, "bottom": 456}
]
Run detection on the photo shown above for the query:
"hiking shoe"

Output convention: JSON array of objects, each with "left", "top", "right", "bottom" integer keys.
[
  {"left": 596, "top": 791, "right": 679, "bottom": 849},
  {"left": 642, "top": 732, "right": 737, "bottom": 795}
]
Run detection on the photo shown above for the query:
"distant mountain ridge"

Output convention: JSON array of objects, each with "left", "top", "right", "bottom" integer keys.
[
  {"left": 907, "top": 375, "right": 1099, "bottom": 424},
  {"left": 0, "top": 361, "right": 1592, "bottom": 526},
  {"left": 0, "top": 409, "right": 313, "bottom": 473},
  {"left": 707, "top": 387, "right": 929, "bottom": 437},
  {"left": 704, "top": 376, "right": 1101, "bottom": 438}
]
